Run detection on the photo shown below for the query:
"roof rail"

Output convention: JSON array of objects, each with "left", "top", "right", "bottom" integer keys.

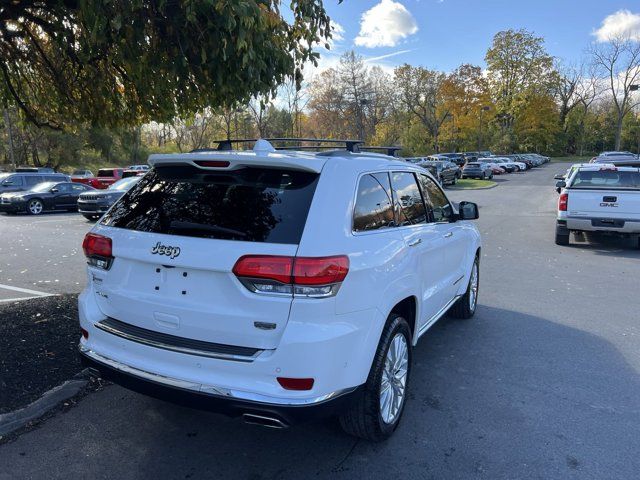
[
  {"left": 188, "top": 138, "right": 402, "bottom": 157},
  {"left": 360, "top": 146, "right": 402, "bottom": 157},
  {"left": 190, "top": 138, "right": 365, "bottom": 153}
]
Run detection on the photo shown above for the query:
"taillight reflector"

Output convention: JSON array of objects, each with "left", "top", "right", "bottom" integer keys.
[
  {"left": 292, "top": 256, "right": 349, "bottom": 285},
  {"left": 194, "top": 160, "right": 230, "bottom": 168},
  {"left": 81, "top": 328, "right": 89, "bottom": 339},
  {"left": 82, "top": 233, "right": 112, "bottom": 258},
  {"left": 558, "top": 193, "right": 568, "bottom": 211},
  {"left": 232, "top": 255, "right": 349, "bottom": 286},
  {"left": 277, "top": 377, "right": 314, "bottom": 391},
  {"left": 232, "top": 255, "right": 293, "bottom": 284}
]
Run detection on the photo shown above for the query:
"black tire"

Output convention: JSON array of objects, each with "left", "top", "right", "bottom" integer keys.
[
  {"left": 449, "top": 255, "right": 479, "bottom": 319},
  {"left": 555, "top": 230, "right": 570, "bottom": 246},
  {"left": 451, "top": 176, "right": 457, "bottom": 185},
  {"left": 339, "top": 314, "right": 412, "bottom": 441},
  {"left": 82, "top": 214, "right": 99, "bottom": 221},
  {"left": 26, "top": 198, "right": 44, "bottom": 215},
  {"left": 555, "top": 224, "right": 570, "bottom": 246},
  {"left": 482, "top": 172, "right": 486, "bottom": 179}
]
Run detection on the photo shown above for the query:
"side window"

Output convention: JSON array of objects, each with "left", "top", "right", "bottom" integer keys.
[
  {"left": 2, "top": 175, "right": 23, "bottom": 186},
  {"left": 391, "top": 172, "right": 427, "bottom": 226},
  {"left": 419, "top": 175, "right": 453, "bottom": 222},
  {"left": 353, "top": 173, "right": 395, "bottom": 232},
  {"left": 56, "top": 183, "right": 72, "bottom": 192},
  {"left": 24, "top": 175, "right": 44, "bottom": 186},
  {"left": 71, "top": 184, "right": 87, "bottom": 192}
]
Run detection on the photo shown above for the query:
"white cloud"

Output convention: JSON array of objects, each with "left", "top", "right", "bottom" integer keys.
[
  {"left": 331, "top": 22, "right": 345, "bottom": 43},
  {"left": 593, "top": 10, "right": 640, "bottom": 42},
  {"left": 355, "top": 0, "right": 419, "bottom": 48}
]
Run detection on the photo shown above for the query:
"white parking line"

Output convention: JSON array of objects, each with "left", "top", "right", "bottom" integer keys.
[
  {"left": 0, "top": 283, "right": 53, "bottom": 296},
  {"left": 0, "top": 295, "right": 55, "bottom": 303}
]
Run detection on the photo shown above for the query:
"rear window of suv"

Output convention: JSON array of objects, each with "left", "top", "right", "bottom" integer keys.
[
  {"left": 571, "top": 170, "right": 640, "bottom": 189},
  {"left": 101, "top": 166, "right": 319, "bottom": 244}
]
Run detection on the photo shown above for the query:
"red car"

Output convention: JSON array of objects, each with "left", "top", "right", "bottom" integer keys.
[
  {"left": 489, "top": 166, "right": 506, "bottom": 175},
  {"left": 84, "top": 168, "right": 124, "bottom": 189}
]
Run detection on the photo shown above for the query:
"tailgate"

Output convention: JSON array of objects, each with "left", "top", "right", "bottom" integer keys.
[
  {"left": 567, "top": 189, "right": 640, "bottom": 218},
  {"left": 90, "top": 226, "right": 296, "bottom": 350}
]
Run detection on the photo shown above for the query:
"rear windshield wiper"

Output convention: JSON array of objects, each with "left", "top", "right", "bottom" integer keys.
[{"left": 169, "top": 220, "right": 247, "bottom": 238}]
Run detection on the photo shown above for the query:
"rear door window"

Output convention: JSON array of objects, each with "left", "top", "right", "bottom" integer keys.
[
  {"left": 353, "top": 172, "right": 395, "bottom": 232},
  {"left": 101, "top": 166, "right": 319, "bottom": 244},
  {"left": 391, "top": 172, "right": 427, "bottom": 226},
  {"left": 24, "top": 175, "right": 44, "bottom": 186},
  {"left": 97, "top": 169, "right": 114, "bottom": 177}
]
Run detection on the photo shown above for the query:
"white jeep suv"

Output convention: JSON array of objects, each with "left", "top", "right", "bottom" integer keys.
[{"left": 78, "top": 139, "right": 482, "bottom": 441}]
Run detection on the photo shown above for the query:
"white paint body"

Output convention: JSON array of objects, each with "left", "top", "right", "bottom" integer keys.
[{"left": 78, "top": 147, "right": 482, "bottom": 404}]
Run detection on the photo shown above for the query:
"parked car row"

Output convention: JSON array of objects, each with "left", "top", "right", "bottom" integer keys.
[
  {"left": 0, "top": 171, "right": 143, "bottom": 217},
  {"left": 406, "top": 153, "right": 550, "bottom": 182}
]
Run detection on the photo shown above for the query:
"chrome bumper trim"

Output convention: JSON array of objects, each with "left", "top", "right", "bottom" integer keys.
[
  {"left": 79, "top": 345, "right": 357, "bottom": 406},
  {"left": 94, "top": 318, "right": 261, "bottom": 363}
]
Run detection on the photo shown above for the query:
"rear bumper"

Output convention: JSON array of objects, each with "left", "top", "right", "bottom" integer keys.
[
  {"left": 560, "top": 217, "right": 640, "bottom": 234},
  {"left": 79, "top": 346, "right": 361, "bottom": 425}
]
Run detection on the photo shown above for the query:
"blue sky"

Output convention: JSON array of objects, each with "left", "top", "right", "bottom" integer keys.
[{"left": 316, "top": 0, "right": 640, "bottom": 72}]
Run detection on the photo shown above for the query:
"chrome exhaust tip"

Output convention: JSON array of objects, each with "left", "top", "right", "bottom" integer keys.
[{"left": 242, "top": 413, "right": 288, "bottom": 429}]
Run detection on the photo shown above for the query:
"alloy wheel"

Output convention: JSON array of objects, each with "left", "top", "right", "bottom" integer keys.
[
  {"left": 28, "top": 200, "right": 43, "bottom": 215},
  {"left": 379, "top": 332, "right": 409, "bottom": 424},
  {"left": 469, "top": 261, "right": 479, "bottom": 311}
]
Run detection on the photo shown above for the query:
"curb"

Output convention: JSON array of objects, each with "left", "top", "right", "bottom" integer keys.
[
  {"left": 448, "top": 182, "right": 498, "bottom": 191},
  {"left": 0, "top": 369, "right": 89, "bottom": 436}
]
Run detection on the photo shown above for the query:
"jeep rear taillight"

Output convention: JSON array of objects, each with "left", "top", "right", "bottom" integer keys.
[
  {"left": 558, "top": 193, "right": 568, "bottom": 212},
  {"left": 233, "top": 255, "right": 349, "bottom": 297},
  {"left": 82, "top": 233, "right": 113, "bottom": 269}
]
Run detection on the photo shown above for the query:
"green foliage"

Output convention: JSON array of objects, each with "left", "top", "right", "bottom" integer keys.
[{"left": 0, "top": 1, "right": 331, "bottom": 129}]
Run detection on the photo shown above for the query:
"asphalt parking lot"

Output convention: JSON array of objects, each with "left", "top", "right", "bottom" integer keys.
[
  {"left": 0, "top": 213, "right": 90, "bottom": 300},
  {"left": 1, "top": 164, "right": 639, "bottom": 479}
]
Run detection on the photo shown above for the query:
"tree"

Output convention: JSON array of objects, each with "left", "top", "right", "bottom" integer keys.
[
  {"left": 589, "top": 36, "right": 640, "bottom": 150},
  {"left": 0, "top": 1, "right": 331, "bottom": 129},
  {"left": 485, "top": 29, "right": 555, "bottom": 150},
  {"left": 338, "top": 51, "right": 372, "bottom": 140},
  {"left": 394, "top": 64, "right": 449, "bottom": 152},
  {"left": 440, "top": 64, "right": 492, "bottom": 151}
]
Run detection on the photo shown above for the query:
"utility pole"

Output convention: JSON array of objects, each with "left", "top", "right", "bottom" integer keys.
[{"left": 3, "top": 108, "right": 16, "bottom": 170}]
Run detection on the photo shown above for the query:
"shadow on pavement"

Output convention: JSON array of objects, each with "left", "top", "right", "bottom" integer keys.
[{"left": 1, "top": 306, "right": 638, "bottom": 479}]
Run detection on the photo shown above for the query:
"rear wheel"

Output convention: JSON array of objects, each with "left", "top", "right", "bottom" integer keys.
[
  {"left": 555, "top": 224, "right": 570, "bottom": 246},
  {"left": 339, "top": 314, "right": 412, "bottom": 441},
  {"left": 449, "top": 256, "right": 479, "bottom": 319},
  {"left": 27, "top": 199, "right": 44, "bottom": 215}
]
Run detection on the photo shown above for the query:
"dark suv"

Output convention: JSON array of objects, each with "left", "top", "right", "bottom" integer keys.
[{"left": 0, "top": 172, "right": 70, "bottom": 193}]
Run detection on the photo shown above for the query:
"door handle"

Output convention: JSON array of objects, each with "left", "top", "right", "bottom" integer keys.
[
  {"left": 443, "top": 232, "right": 453, "bottom": 238},
  {"left": 407, "top": 238, "right": 422, "bottom": 247}
]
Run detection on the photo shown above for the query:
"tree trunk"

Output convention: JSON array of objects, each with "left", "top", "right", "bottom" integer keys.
[{"left": 615, "top": 111, "right": 624, "bottom": 150}]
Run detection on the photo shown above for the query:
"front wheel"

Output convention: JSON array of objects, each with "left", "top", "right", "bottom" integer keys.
[
  {"left": 339, "top": 314, "right": 412, "bottom": 441},
  {"left": 449, "top": 256, "right": 479, "bottom": 319},
  {"left": 27, "top": 199, "right": 44, "bottom": 215}
]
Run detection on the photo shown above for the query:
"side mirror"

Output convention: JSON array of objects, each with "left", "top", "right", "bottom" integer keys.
[
  {"left": 50, "top": 188, "right": 59, "bottom": 193},
  {"left": 458, "top": 201, "right": 479, "bottom": 220},
  {"left": 554, "top": 174, "right": 565, "bottom": 180},
  {"left": 555, "top": 180, "right": 566, "bottom": 194}
]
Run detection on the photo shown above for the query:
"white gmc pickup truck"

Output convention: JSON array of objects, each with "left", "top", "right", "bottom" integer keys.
[{"left": 555, "top": 164, "right": 640, "bottom": 247}]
